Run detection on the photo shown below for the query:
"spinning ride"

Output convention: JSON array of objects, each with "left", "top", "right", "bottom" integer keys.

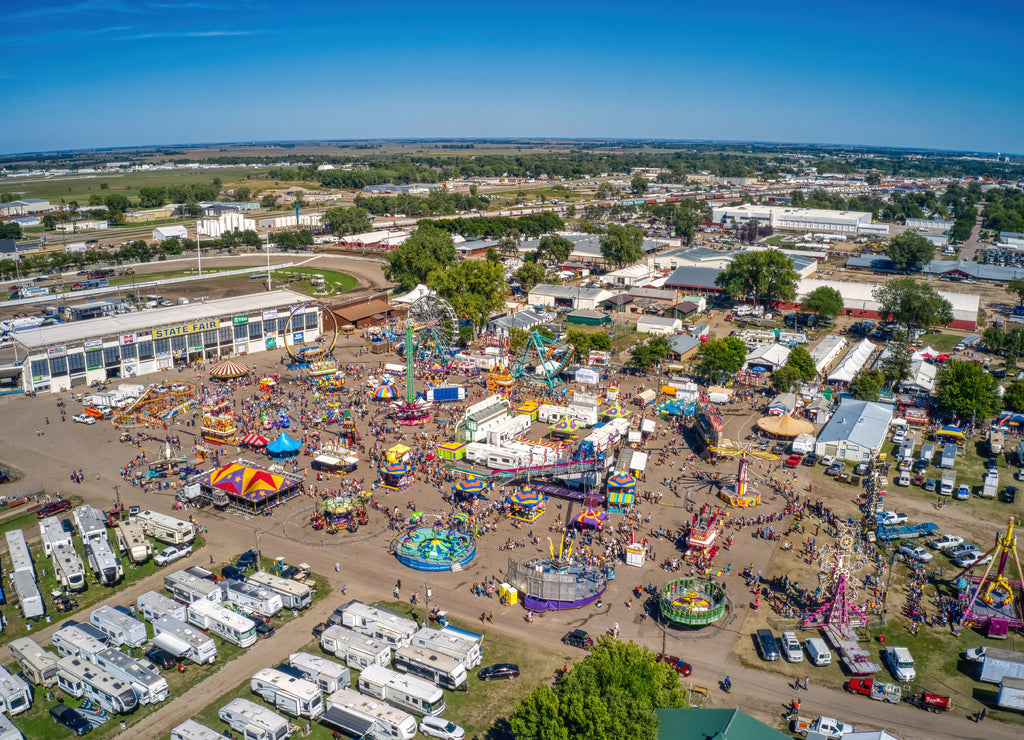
[
  {"left": 392, "top": 525, "right": 476, "bottom": 572},
  {"left": 953, "top": 516, "right": 1024, "bottom": 637},
  {"left": 718, "top": 457, "right": 762, "bottom": 508},
  {"left": 506, "top": 532, "right": 606, "bottom": 611},
  {"left": 283, "top": 302, "right": 339, "bottom": 366},
  {"left": 112, "top": 382, "right": 200, "bottom": 428},
  {"left": 511, "top": 330, "right": 572, "bottom": 390},
  {"left": 660, "top": 577, "right": 727, "bottom": 627}
]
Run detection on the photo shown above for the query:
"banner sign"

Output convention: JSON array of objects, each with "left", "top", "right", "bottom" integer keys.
[
  {"left": 232, "top": 315, "right": 249, "bottom": 325},
  {"left": 153, "top": 319, "right": 220, "bottom": 341},
  {"left": 84, "top": 338, "right": 104, "bottom": 349},
  {"left": 119, "top": 333, "right": 136, "bottom": 346},
  {"left": 262, "top": 309, "right": 278, "bottom": 321},
  {"left": 47, "top": 346, "right": 67, "bottom": 359}
]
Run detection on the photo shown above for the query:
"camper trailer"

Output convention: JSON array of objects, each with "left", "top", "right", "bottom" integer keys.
[
  {"left": 5, "top": 530, "right": 44, "bottom": 620},
  {"left": 0, "top": 713, "right": 23, "bottom": 740},
  {"left": 411, "top": 626, "right": 482, "bottom": 669},
  {"left": 246, "top": 570, "right": 313, "bottom": 610},
  {"left": 8, "top": 637, "right": 59, "bottom": 688},
  {"left": 289, "top": 652, "right": 351, "bottom": 693},
  {"left": 0, "top": 667, "right": 31, "bottom": 716},
  {"left": 164, "top": 569, "right": 221, "bottom": 604},
  {"left": 136, "top": 510, "right": 197, "bottom": 545},
  {"left": 53, "top": 624, "right": 109, "bottom": 663},
  {"left": 72, "top": 505, "right": 108, "bottom": 543},
  {"left": 250, "top": 668, "right": 324, "bottom": 719},
  {"left": 990, "top": 428, "right": 1006, "bottom": 456},
  {"left": 320, "top": 625, "right": 392, "bottom": 670},
  {"left": 336, "top": 601, "right": 417, "bottom": 648},
  {"left": 357, "top": 664, "right": 445, "bottom": 717},
  {"left": 55, "top": 655, "right": 138, "bottom": 715},
  {"left": 218, "top": 698, "right": 291, "bottom": 740},
  {"left": 322, "top": 687, "right": 417, "bottom": 740},
  {"left": 39, "top": 517, "right": 87, "bottom": 592},
  {"left": 151, "top": 615, "right": 217, "bottom": 665},
  {"left": 114, "top": 520, "right": 153, "bottom": 564},
  {"left": 84, "top": 534, "right": 124, "bottom": 586},
  {"left": 90, "top": 605, "right": 148, "bottom": 647},
  {"left": 187, "top": 599, "right": 258, "bottom": 648},
  {"left": 941, "top": 443, "right": 958, "bottom": 469},
  {"left": 137, "top": 590, "right": 187, "bottom": 623},
  {"left": 93, "top": 647, "right": 169, "bottom": 704},
  {"left": 220, "top": 579, "right": 284, "bottom": 618},
  {"left": 393, "top": 645, "right": 468, "bottom": 690},
  {"left": 170, "top": 719, "right": 227, "bottom": 740},
  {"left": 918, "top": 443, "right": 935, "bottom": 466}
]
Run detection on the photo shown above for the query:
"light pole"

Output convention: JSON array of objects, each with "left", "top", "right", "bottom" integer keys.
[{"left": 422, "top": 581, "right": 430, "bottom": 627}]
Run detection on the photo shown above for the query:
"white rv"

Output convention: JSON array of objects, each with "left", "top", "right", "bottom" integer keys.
[
  {"left": 53, "top": 624, "right": 108, "bottom": 663},
  {"left": 136, "top": 510, "right": 197, "bottom": 545},
  {"left": 5, "top": 530, "right": 44, "bottom": 620},
  {"left": 336, "top": 601, "right": 416, "bottom": 647},
  {"left": 320, "top": 625, "right": 392, "bottom": 670},
  {"left": 0, "top": 714, "right": 23, "bottom": 740},
  {"left": 93, "top": 647, "right": 169, "bottom": 704},
  {"left": 393, "top": 645, "right": 467, "bottom": 691},
  {"left": 72, "top": 505, "right": 108, "bottom": 542},
  {"left": 187, "top": 599, "right": 258, "bottom": 648},
  {"left": 137, "top": 590, "right": 188, "bottom": 623},
  {"left": 0, "top": 667, "right": 31, "bottom": 716},
  {"left": 246, "top": 570, "right": 312, "bottom": 610},
  {"left": 170, "top": 719, "right": 227, "bottom": 740},
  {"left": 289, "top": 651, "right": 350, "bottom": 693},
  {"left": 322, "top": 687, "right": 417, "bottom": 740},
  {"left": 164, "top": 569, "right": 221, "bottom": 604},
  {"left": 221, "top": 579, "right": 283, "bottom": 618},
  {"left": 218, "top": 698, "right": 291, "bottom": 740},
  {"left": 90, "top": 605, "right": 148, "bottom": 647},
  {"left": 114, "top": 520, "right": 153, "bottom": 563},
  {"left": 55, "top": 655, "right": 139, "bottom": 715},
  {"left": 8, "top": 637, "right": 59, "bottom": 688},
  {"left": 151, "top": 615, "right": 217, "bottom": 665},
  {"left": 39, "top": 516, "right": 87, "bottom": 592},
  {"left": 412, "top": 626, "right": 482, "bottom": 669},
  {"left": 250, "top": 668, "right": 324, "bottom": 719},
  {"left": 357, "top": 664, "right": 445, "bottom": 717},
  {"left": 85, "top": 534, "right": 124, "bottom": 586}
]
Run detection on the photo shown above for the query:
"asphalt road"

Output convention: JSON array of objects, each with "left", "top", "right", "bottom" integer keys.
[{"left": 958, "top": 204, "right": 986, "bottom": 263}]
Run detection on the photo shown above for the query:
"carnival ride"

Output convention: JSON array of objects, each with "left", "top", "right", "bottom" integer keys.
[
  {"left": 283, "top": 301, "right": 339, "bottom": 367},
  {"left": 201, "top": 398, "right": 237, "bottom": 445},
  {"left": 390, "top": 316, "right": 432, "bottom": 426},
  {"left": 686, "top": 509, "right": 724, "bottom": 552},
  {"left": 510, "top": 330, "right": 573, "bottom": 390},
  {"left": 209, "top": 359, "right": 250, "bottom": 380},
  {"left": 392, "top": 524, "right": 477, "bottom": 572},
  {"left": 718, "top": 457, "right": 762, "bottom": 508},
  {"left": 953, "top": 516, "right": 1024, "bottom": 637},
  {"left": 112, "top": 382, "right": 200, "bottom": 428},
  {"left": 659, "top": 577, "right": 727, "bottom": 627},
  {"left": 404, "top": 295, "right": 459, "bottom": 367},
  {"left": 311, "top": 493, "right": 369, "bottom": 533},
  {"left": 506, "top": 486, "right": 547, "bottom": 523}
]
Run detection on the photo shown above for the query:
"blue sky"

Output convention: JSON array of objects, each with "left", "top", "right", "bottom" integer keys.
[{"left": 3, "top": 0, "right": 1023, "bottom": 155}]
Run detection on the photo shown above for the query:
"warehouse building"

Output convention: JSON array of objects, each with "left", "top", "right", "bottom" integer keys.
[
  {"left": 153, "top": 225, "right": 188, "bottom": 241},
  {"left": 712, "top": 204, "right": 875, "bottom": 234},
  {"left": 527, "top": 284, "right": 614, "bottom": 311},
  {"left": 11, "top": 290, "right": 319, "bottom": 393}
]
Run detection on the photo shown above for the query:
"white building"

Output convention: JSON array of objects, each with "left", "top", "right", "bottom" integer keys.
[
  {"left": 744, "top": 342, "right": 791, "bottom": 370},
  {"left": 604, "top": 264, "right": 654, "bottom": 288},
  {"left": 153, "top": 225, "right": 188, "bottom": 241},
  {"left": 796, "top": 278, "right": 979, "bottom": 330},
  {"left": 815, "top": 399, "right": 894, "bottom": 462},
  {"left": 198, "top": 211, "right": 256, "bottom": 237},
  {"left": 712, "top": 204, "right": 874, "bottom": 234},
  {"left": 809, "top": 335, "right": 848, "bottom": 374},
  {"left": 57, "top": 220, "right": 108, "bottom": 232},
  {"left": 635, "top": 316, "right": 682, "bottom": 335},
  {"left": 257, "top": 213, "right": 323, "bottom": 229},
  {"left": 527, "top": 284, "right": 613, "bottom": 311}
]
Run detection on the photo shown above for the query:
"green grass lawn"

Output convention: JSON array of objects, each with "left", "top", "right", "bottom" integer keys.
[
  {"left": 923, "top": 332, "right": 966, "bottom": 353},
  {"left": 6, "top": 169, "right": 257, "bottom": 203},
  {"left": 275, "top": 267, "right": 357, "bottom": 297}
]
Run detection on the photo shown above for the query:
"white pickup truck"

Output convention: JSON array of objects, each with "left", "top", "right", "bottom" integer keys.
[{"left": 792, "top": 715, "right": 853, "bottom": 739}]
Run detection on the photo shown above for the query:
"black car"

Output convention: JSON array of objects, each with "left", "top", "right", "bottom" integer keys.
[
  {"left": 801, "top": 453, "right": 818, "bottom": 467},
  {"left": 991, "top": 369, "right": 1008, "bottom": 380},
  {"left": 235, "top": 550, "right": 258, "bottom": 571},
  {"left": 145, "top": 645, "right": 177, "bottom": 670},
  {"left": 561, "top": 629, "right": 594, "bottom": 650},
  {"left": 479, "top": 663, "right": 520, "bottom": 681},
  {"left": 50, "top": 704, "right": 92, "bottom": 735},
  {"left": 255, "top": 620, "right": 276, "bottom": 639},
  {"left": 221, "top": 565, "right": 245, "bottom": 581},
  {"left": 912, "top": 459, "right": 928, "bottom": 474},
  {"left": 986, "top": 457, "right": 1000, "bottom": 471},
  {"left": 771, "top": 442, "right": 787, "bottom": 455},
  {"left": 1003, "top": 486, "right": 1017, "bottom": 504}
]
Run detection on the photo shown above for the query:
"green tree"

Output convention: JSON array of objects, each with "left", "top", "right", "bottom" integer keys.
[
  {"left": 427, "top": 259, "right": 507, "bottom": 333},
  {"left": 785, "top": 345, "right": 816, "bottom": 380},
  {"left": 879, "top": 337, "right": 912, "bottom": 387},
  {"left": 936, "top": 360, "right": 1000, "bottom": 422},
  {"left": 628, "top": 336, "right": 671, "bottom": 372},
  {"left": 515, "top": 261, "right": 548, "bottom": 291},
  {"left": 385, "top": 222, "right": 456, "bottom": 290},
  {"left": 42, "top": 214, "right": 58, "bottom": 230},
  {"left": 850, "top": 370, "right": 884, "bottom": 402},
  {"left": 538, "top": 234, "right": 574, "bottom": 264},
  {"left": 672, "top": 208, "right": 699, "bottom": 243},
  {"left": 801, "top": 285, "right": 844, "bottom": 319},
  {"left": 630, "top": 175, "right": 649, "bottom": 195},
  {"left": 485, "top": 246, "right": 500, "bottom": 263},
  {"left": 714, "top": 250, "right": 798, "bottom": 307},
  {"left": 872, "top": 277, "right": 953, "bottom": 338},
  {"left": 234, "top": 186, "right": 252, "bottom": 201},
  {"left": 1008, "top": 278, "right": 1024, "bottom": 306},
  {"left": 137, "top": 186, "right": 167, "bottom": 208},
  {"left": 983, "top": 327, "right": 1006, "bottom": 353},
  {"left": 886, "top": 231, "right": 935, "bottom": 273},
  {"left": 323, "top": 206, "right": 372, "bottom": 236},
  {"left": 1004, "top": 381, "right": 1024, "bottom": 413},
  {"left": 694, "top": 337, "right": 747, "bottom": 384},
  {"left": 599, "top": 224, "right": 645, "bottom": 268},
  {"left": 771, "top": 365, "right": 803, "bottom": 393},
  {"left": 261, "top": 194, "right": 279, "bottom": 209},
  {"left": 0, "top": 222, "right": 22, "bottom": 240}
]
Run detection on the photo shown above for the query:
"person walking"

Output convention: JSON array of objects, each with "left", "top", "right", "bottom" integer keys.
[{"left": 803, "top": 676, "right": 809, "bottom": 690}]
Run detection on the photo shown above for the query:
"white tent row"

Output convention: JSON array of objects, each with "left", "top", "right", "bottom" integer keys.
[
  {"left": 827, "top": 338, "right": 876, "bottom": 383},
  {"left": 810, "top": 335, "right": 848, "bottom": 373}
]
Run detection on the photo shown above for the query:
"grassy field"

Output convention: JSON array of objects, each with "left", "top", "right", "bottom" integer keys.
[
  {"left": 4, "top": 168, "right": 258, "bottom": 203},
  {"left": 275, "top": 267, "right": 358, "bottom": 297}
]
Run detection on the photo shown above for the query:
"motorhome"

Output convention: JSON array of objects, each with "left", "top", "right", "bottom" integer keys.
[
  {"left": 357, "top": 664, "right": 445, "bottom": 717},
  {"left": 320, "top": 625, "right": 392, "bottom": 670},
  {"left": 136, "top": 590, "right": 187, "bottom": 623},
  {"left": 90, "top": 605, "right": 148, "bottom": 647},
  {"left": 220, "top": 579, "right": 284, "bottom": 618},
  {"left": 0, "top": 667, "right": 31, "bottom": 716},
  {"left": 218, "top": 698, "right": 291, "bottom": 740},
  {"left": 5, "top": 530, "right": 44, "bottom": 619},
  {"left": 170, "top": 719, "right": 228, "bottom": 740},
  {"left": 187, "top": 599, "right": 258, "bottom": 648},
  {"left": 164, "top": 569, "right": 221, "bottom": 604},
  {"left": 322, "top": 687, "right": 417, "bottom": 740},
  {"left": 8, "top": 637, "right": 59, "bottom": 688},
  {"left": 84, "top": 533, "right": 124, "bottom": 586},
  {"left": 93, "top": 647, "right": 169, "bottom": 704},
  {"left": 72, "top": 505, "right": 108, "bottom": 543},
  {"left": 246, "top": 570, "right": 312, "bottom": 610},
  {"left": 53, "top": 624, "right": 109, "bottom": 663},
  {"left": 393, "top": 645, "right": 468, "bottom": 691},
  {"left": 151, "top": 615, "right": 217, "bottom": 665},
  {"left": 336, "top": 601, "right": 417, "bottom": 648},
  {"left": 39, "top": 516, "right": 88, "bottom": 592},
  {"left": 136, "top": 510, "right": 197, "bottom": 545},
  {"left": 288, "top": 652, "right": 351, "bottom": 693},
  {"left": 250, "top": 668, "right": 324, "bottom": 719},
  {"left": 114, "top": 520, "right": 152, "bottom": 563},
  {"left": 55, "top": 655, "right": 139, "bottom": 715},
  {"left": 411, "top": 626, "right": 482, "bottom": 669}
]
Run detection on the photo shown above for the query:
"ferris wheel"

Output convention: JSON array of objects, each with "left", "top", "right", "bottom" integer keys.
[
  {"left": 816, "top": 521, "right": 866, "bottom": 598},
  {"left": 406, "top": 295, "right": 459, "bottom": 366}
]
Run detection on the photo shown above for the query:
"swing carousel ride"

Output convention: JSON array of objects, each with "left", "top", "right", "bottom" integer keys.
[
  {"left": 953, "top": 516, "right": 1024, "bottom": 637},
  {"left": 659, "top": 577, "right": 727, "bottom": 627}
]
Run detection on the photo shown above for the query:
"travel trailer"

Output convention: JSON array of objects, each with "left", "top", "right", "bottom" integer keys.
[
  {"left": 335, "top": 601, "right": 416, "bottom": 648},
  {"left": 411, "top": 626, "right": 482, "bottom": 669},
  {"left": 55, "top": 655, "right": 139, "bottom": 715},
  {"left": 170, "top": 719, "right": 228, "bottom": 740},
  {"left": 93, "top": 647, "right": 169, "bottom": 704},
  {"left": 288, "top": 651, "right": 351, "bottom": 693},
  {"left": 53, "top": 624, "right": 109, "bottom": 663},
  {"left": 114, "top": 520, "right": 153, "bottom": 563},
  {"left": 392, "top": 645, "right": 468, "bottom": 690},
  {"left": 164, "top": 569, "right": 221, "bottom": 604},
  {"left": 89, "top": 605, "right": 148, "bottom": 647},
  {"left": 5, "top": 530, "right": 44, "bottom": 619},
  {"left": 0, "top": 667, "right": 31, "bottom": 716},
  {"left": 8, "top": 637, "right": 59, "bottom": 688},
  {"left": 218, "top": 698, "right": 291, "bottom": 740},
  {"left": 151, "top": 615, "right": 217, "bottom": 665},
  {"left": 322, "top": 687, "right": 417, "bottom": 740},
  {"left": 250, "top": 668, "right": 324, "bottom": 719},
  {"left": 39, "top": 516, "right": 87, "bottom": 592},
  {"left": 357, "top": 664, "right": 445, "bottom": 717},
  {"left": 246, "top": 570, "right": 312, "bottom": 610},
  {"left": 320, "top": 625, "right": 392, "bottom": 670},
  {"left": 186, "top": 599, "right": 258, "bottom": 648},
  {"left": 136, "top": 590, "right": 188, "bottom": 623},
  {"left": 136, "top": 510, "right": 197, "bottom": 545},
  {"left": 220, "top": 578, "right": 284, "bottom": 618}
]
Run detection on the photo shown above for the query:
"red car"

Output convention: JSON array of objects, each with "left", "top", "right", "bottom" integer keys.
[
  {"left": 656, "top": 653, "right": 692, "bottom": 676},
  {"left": 785, "top": 454, "right": 802, "bottom": 467},
  {"left": 36, "top": 500, "right": 72, "bottom": 518}
]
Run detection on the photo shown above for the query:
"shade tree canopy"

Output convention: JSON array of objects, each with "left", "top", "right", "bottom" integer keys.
[
  {"left": 385, "top": 222, "right": 456, "bottom": 290},
  {"left": 886, "top": 231, "right": 935, "bottom": 273},
  {"left": 872, "top": 277, "right": 953, "bottom": 337},
  {"left": 714, "top": 250, "right": 798, "bottom": 307},
  {"left": 936, "top": 359, "right": 1000, "bottom": 422}
]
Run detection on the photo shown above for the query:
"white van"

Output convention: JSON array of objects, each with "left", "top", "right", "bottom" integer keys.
[
  {"left": 897, "top": 470, "right": 911, "bottom": 487},
  {"left": 805, "top": 637, "right": 832, "bottom": 667}
]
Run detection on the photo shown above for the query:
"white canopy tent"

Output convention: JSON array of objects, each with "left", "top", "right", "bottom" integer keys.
[{"left": 828, "top": 338, "right": 876, "bottom": 383}]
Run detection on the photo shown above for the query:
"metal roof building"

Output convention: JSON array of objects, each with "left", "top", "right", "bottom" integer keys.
[{"left": 814, "top": 398, "right": 894, "bottom": 462}]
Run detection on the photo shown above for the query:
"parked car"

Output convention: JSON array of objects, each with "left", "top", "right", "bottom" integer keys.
[
  {"left": 912, "top": 459, "right": 929, "bottom": 474},
  {"left": 562, "top": 629, "right": 594, "bottom": 650},
  {"left": 36, "top": 500, "right": 72, "bottom": 518},
  {"left": 785, "top": 454, "right": 802, "bottom": 468},
  {"left": 854, "top": 462, "right": 870, "bottom": 476},
  {"left": 924, "top": 478, "right": 937, "bottom": 492},
  {"left": 771, "top": 442, "right": 787, "bottom": 455},
  {"left": 655, "top": 653, "right": 692, "bottom": 676},
  {"left": 419, "top": 716, "right": 466, "bottom": 740},
  {"left": 145, "top": 646, "right": 178, "bottom": 670},
  {"left": 826, "top": 462, "right": 844, "bottom": 476},
  {"left": 1002, "top": 486, "right": 1018, "bottom": 503},
  {"left": 236, "top": 550, "right": 258, "bottom": 571},
  {"left": 954, "top": 484, "right": 971, "bottom": 500},
  {"left": 780, "top": 631, "right": 803, "bottom": 663},
  {"left": 479, "top": 663, "right": 520, "bottom": 681},
  {"left": 801, "top": 453, "right": 819, "bottom": 467},
  {"left": 50, "top": 704, "right": 91, "bottom": 736},
  {"left": 953, "top": 551, "right": 992, "bottom": 569},
  {"left": 311, "top": 622, "right": 329, "bottom": 640},
  {"left": 947, "top": 543, "right": 980, "bottom": 559},
  {"left": 927, "top": 534, "right": 963, "bottom": 550},
  {"left": 254, "top": 620, "right": 275, "bottom": 639},
  {"left": 754, "top": 629, "right": 780, "bottom": 661},
  {"left": 879, "top": 511, "right": 908, "bottom": 526},
  {"left": 898, "top": 544, "right": 933, "bottom": 563},
  {"left": 72, "top": 414, "right": 96, "bottom": 424},
  {"left": 154, "top": 544, "right": 193, "bottom": 566},
  {"left": 819, "top": 455, "right": 836, "bottom": 467}
]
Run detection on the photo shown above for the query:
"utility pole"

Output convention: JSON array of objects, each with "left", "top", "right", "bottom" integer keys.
[
  {"left": 423, "top": 580, "right": 430, "bottom": 627},
  {"left": 112, "top": 484, "right": 122, "bottom": 517}
]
